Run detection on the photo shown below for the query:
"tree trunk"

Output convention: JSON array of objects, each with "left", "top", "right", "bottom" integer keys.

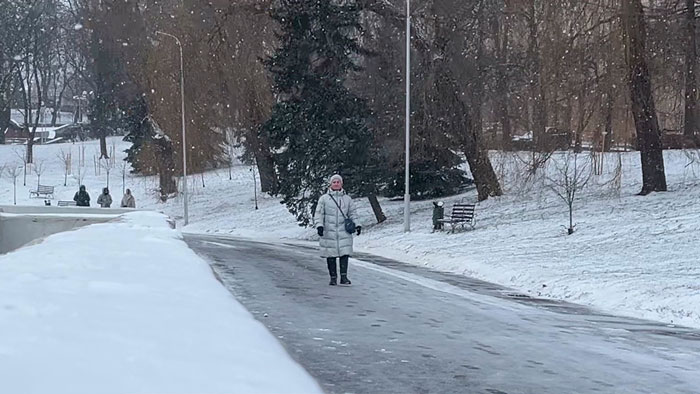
[
  {"left": 622, "top": 0, "right": 667, "bottom": 194},
  {"left": 433, "top": 2, "right": 502, "bottom": 201},
  {"left": 19, "top": 59, "right": 32, "bottom": 163},
  {"left": 468, "top": 2, "right": 502, "bottom": 201},
  {"left": 238, "top": 82, "right": 278, "bottom": 194},
  {"left": 158, "top": 170, "right": 177, "bottom": 201},
  {"left": 463, "top": 145, "right": 502, "bottom": 201},
  {"left": 367, "top": 194, "right": 386, "bottom": 224},
  {"left": 26, "top": 59, "right": 43, "bottom": 165},
  {"left": 604, "top": 91, "right": 614, "bottom": 152},
  {"left": 99, "top": 134, "right": 109, "bottom": 159},
  {"left": 565, "top": 95, "right": 573, "bottom": 145},
  {"left": 463, "top": 82, "right": 503, "bottom": 202},
  {"left": 73, "top": 104, "right": 80, "bottom": 124},
  {"left": 151, "top": 117, "right": 178, "bottom": 200},
  {"left": 249, "top": 126, "right": 278, "bottom": 194},
  {"left": 94, "top": 94, "right": 109, "bottom": 159},
  {"left": 0, "top": 105, "right": 8, "bottom": 145},
  {"left": 684, "top": 0, "right": 698, "bottom": 138},
  {"left": 493, "top": 12, "right": 512, "bottom": 150},
  {"left": 52, "top": 64, "right": 73, "bottom": 127},
  {"left": 91, "top": 24, "right": 111, "bottom": 160},
  {"left": 255, "top": 148, "right": 278, "bottom": 194},
  {"left": 528, "top": 0, "right": 546, "bottom": 151},
  {"left": 568, "top": 201, "right": 574, "bottom": 235},
  {"left": 574, "top": 81, "right": 586, "bottom": 153},
  {"left": 464, "top": 80, "right": 503, "bottom": 201},
  {"left": 26, "top": 136, "right": 34, "bottom": 164}
]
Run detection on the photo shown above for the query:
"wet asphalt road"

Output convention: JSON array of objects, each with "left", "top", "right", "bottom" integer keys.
[{"left": 185, "top": 234, "right": 700, "bottom": 394}]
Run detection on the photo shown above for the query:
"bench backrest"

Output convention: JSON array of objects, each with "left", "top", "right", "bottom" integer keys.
[
  {"left": 450, "top": 203, "right": 475, "bottom": 221},
  {"left": 57, "top": 200, "right": 76, "bottom": 207},
  {"left": 38, "top": 185, "right": 54, "bottom": 193}
]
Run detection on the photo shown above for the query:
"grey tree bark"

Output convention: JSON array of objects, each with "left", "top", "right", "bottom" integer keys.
[
  {"left": 683, "top": 0, "right": 698, "bottom": 139},
  {"left": 622, "top": 0, "right": 667, "bottom": 194}
]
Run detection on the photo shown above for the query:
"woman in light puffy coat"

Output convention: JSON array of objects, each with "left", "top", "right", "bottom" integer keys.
[
  {"left": 121, "top": 189, "right": 136, "bottom": 208},
  {"left": 314, "top": 174, "right": 362, "bottom": 286}
]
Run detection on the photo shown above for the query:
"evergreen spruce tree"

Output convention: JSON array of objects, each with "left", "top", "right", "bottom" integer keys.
[
  {"left": 262, "top": 0, "right": 381, "bottom": 226},
  {"left": 123, "top": 97, "right": 156, "bottom": 175}
]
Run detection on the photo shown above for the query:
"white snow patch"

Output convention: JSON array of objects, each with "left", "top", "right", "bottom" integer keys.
[{"left": 0, "top": 210, "right": 321, "bottom": 394}]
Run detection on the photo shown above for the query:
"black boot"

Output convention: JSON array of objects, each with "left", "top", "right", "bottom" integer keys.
[
  {"left": 339, "top": 255, "right": 351, "bottom": 286},
  {"left": 327, "top": 257, "right": 337, "bottom": 286}
]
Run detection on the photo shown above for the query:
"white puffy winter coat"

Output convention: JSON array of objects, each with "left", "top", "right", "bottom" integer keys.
[{"left": 314, "top": 189, "right": 358, "bottom": 258}]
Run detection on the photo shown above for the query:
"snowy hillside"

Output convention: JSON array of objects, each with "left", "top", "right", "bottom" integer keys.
[{"left": 1, "top": 139, "right": 699, "bottom": 329}]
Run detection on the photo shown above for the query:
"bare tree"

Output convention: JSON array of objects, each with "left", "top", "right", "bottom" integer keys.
[
  {"left": 98, "top": 157, "right": 114, "bottom": 188},
  {"left": 546, "top": 152, "right": 592, "bottom": 235},
  {"left": 5, "top": 164, "right": 21, "bottom": 205},
  {"left": 225, "top": 128, "right": 237, "bottom": 181},
  {"left": 13, "top": 147, "right": 29, "bottom": 186},
  {"left": 73, "top": 164, "right": 86, "bottom": 188},
  {"left": 57, "top": 148, "right": 72, "bottom": 186},
  {"left": 621, "top": 0, "right": 667, "bottom": 195},
  {"left": 13, "top": 0, "right": 60, "bottom": 164},
  {"left": 34, "top": 160, "right": 46, "bottom": 190},
  {"left": 119, "top": 160, "right": 128, "bottom": 195}
]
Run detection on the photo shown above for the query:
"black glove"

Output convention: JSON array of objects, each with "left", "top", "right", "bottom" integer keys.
[
  {"left": 356, "top": 226, "right": 362, "bottom": 236},
  {"left": 317, "top": 226, "right": 324, "bottom": 237}
]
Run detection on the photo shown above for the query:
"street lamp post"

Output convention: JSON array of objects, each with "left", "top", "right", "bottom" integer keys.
[
  {"left": 156, "top": 31, "right": 189, "bottom": 226},
  {"left": 404, "top": 0, "right": 411, "bottom": 233}
]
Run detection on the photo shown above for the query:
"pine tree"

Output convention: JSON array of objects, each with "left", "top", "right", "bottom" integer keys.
[
  {"left": 262, "top": 0, "right": 381, "bottom": 226},
  {"left": 123, "top": 97, "right": 156, "bottom": 175}
]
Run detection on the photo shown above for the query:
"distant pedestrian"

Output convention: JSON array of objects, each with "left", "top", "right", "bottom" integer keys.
[
  {"left": 432, "top": 201, "right": 444, "bottom": 231},
  {"left": 73, "top": 185, "right": 90, "bottom": 207},
  {"left": 314, "top": 174, "right": 361, "bottom": 286},
  {"left": 97, "top": 187, "right": 112, "bottom": 208},
  {"left": 121, "top": 189, "right": 136, "bottom": 208}
]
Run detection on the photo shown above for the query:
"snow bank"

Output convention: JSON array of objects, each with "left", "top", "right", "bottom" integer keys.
[{"left": 0, "top": 211, "right": 321, "bottom": 394}]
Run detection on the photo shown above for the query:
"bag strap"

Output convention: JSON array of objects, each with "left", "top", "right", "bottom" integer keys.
[{"left": 328, "top": 194, "right": 348, "bottom": 220}]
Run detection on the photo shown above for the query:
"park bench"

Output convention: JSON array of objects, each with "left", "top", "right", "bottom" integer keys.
[
  {"left": 438, "top": 202, "right": 477, "bottom": 233},
  {"left": 57, "top": 200, "right": 77, "bottom": 207},
  {"left": 29, "top": 185, "right": 55, "bottom": 199}
]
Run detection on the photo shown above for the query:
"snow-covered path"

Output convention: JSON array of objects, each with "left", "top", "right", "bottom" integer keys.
[{"left": 188, "top": 234, "right": 700, "bottom": 394}]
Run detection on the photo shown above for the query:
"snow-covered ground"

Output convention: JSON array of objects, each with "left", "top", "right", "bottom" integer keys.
[
  {"left": 0, "top": 210, "right": 322, "bottom": 394},
  {"left": 1, "top": 138, "right": 700, "bottom": 330}
]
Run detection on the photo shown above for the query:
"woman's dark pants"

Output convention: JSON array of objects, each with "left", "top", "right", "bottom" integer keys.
[{"left": 326, "top": 255, "right": 349, "bottom": 279}]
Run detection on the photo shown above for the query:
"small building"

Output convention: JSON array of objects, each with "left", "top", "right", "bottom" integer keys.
[
  {"left": 3, "top": 120, "right": 27, "bottom": 144},
  {"left": 3, "top": 108, "right": 83, "bottom": 144}
]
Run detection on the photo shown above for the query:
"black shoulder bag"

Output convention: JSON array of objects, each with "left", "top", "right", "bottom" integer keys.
[{"left": 328, "top": 194, "right": 356, "bottom": 234}]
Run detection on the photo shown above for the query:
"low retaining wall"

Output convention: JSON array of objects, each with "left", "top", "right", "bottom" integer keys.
[{"left": 0, "top": 206, "right": 138, "bottom": 254}]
